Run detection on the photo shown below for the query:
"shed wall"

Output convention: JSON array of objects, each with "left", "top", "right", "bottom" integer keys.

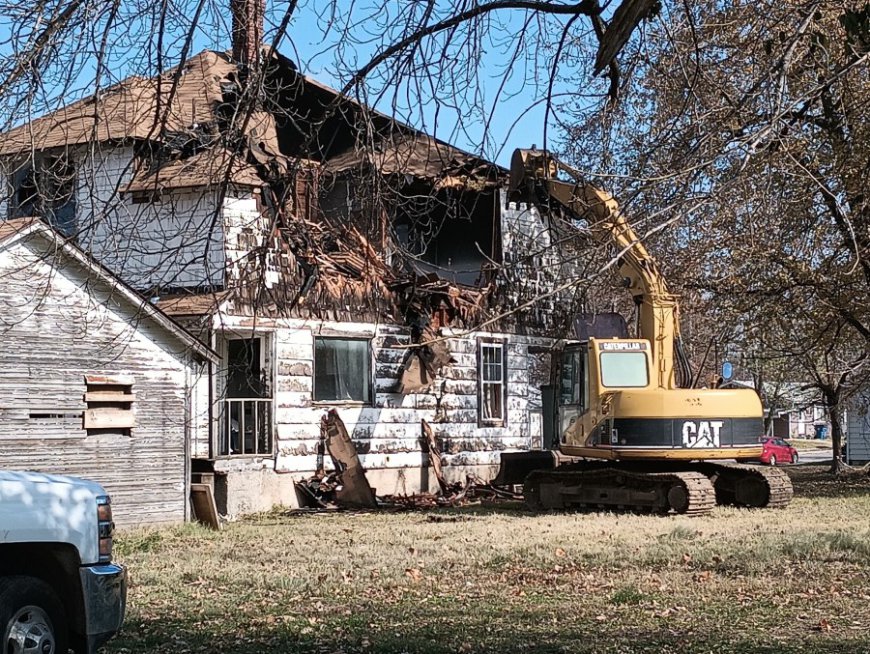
[
  {"left": 846, "top": 394, "right": 870, "bottom": 464},
  {"left": 0, "top": 238, "right": 201, "bottom": 526}
]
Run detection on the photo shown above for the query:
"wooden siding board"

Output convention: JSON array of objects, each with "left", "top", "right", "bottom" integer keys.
[{"left": 846, "top": 394, "right": 870, "bottom": 463}]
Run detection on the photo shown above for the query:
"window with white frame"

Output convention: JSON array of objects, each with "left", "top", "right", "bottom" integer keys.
[
  {"left": 314, "top": 337, "right": 372, "bottom": 403},
  {"left": 478, "top": 340, "right": 507, "bottom": 426}
]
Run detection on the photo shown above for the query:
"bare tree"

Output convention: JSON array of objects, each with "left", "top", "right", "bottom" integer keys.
[{"left": 561, "top": 0, "right": 870, "bottom": 472}]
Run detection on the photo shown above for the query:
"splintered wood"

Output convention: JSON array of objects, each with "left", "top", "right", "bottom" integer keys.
[
  {"left": 293, "top": 411, "right": 520, "bottom": 512},
  {"left": 420, "top": 419, "right": 450, "bottom": 495},
  {"left": 321, "top": 409, "right": 377, "bottom": 508}
]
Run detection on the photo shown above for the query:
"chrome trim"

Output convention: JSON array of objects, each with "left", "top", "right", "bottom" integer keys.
[{"left": 78, "top": 564, "right": 126, "bottom": 654}]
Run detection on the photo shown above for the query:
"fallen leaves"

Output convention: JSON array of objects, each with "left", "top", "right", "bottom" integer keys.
[
  {"left": 109, "top": 470, "right": 870, "bottom": 654},
  {"left": 814, "top": 618, "right": 833, "bottom": 632}
]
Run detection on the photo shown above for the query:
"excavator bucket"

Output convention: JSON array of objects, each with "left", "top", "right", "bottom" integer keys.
[
  {"left": 491, "top": 450, "right": 559, "bottom": 487},
  {"left": 508, "top": 149, "right": 557, "bottom": 199}
]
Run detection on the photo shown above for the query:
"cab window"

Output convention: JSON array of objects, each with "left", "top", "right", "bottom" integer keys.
[
  {"left": 559, "top": 347, "right": 588, "bottom": 410},
  {"left": 599, "top": 352, "right": 649, "bottom": 388}
]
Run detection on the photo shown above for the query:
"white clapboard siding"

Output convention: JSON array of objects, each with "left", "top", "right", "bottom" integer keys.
[
  {"left": 75, "top": 146, "right": 227, "bottom": 291},
  {"left": 0, "top": 237, "right": 198, "bottom": 527},
  {"left": 258, "top": 319, "right": 544, "bottom": 475},
  {"left": 846, "top": 393, "right": 870, "bottom": 464}
]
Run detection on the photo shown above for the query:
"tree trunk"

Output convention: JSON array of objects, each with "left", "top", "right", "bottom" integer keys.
[{"left": 825, "top": 389, "right": 847, "bottom": 474}]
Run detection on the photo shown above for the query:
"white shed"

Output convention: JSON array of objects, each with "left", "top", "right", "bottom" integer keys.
[
  {"left": 0, "top": 217, "right": 217, "bottom": 526},
  {"left": 845, "top": 393, "right": 870, "bottom": 465}
]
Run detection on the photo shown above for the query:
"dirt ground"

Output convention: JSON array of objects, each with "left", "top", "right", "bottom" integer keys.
[{"left": 109, "top": 465, "right": 870, "bottom": 654}]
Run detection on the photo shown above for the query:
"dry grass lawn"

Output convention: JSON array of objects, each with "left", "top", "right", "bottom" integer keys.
[
  {"left": 109, "top": 465, "right": 870, "bottom": 654},
  {"left": 788, "top": 438, "right": 833, "bottom": 451}
]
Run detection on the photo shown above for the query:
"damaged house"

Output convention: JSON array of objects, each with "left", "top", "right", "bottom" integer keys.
[{"left": 0, "top": 0, "right": 587, "bottom": 517}]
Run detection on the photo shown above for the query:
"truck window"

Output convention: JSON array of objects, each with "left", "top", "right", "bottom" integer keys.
[{"left": 599, "top": 352, "right": 649, "bottom": 388}]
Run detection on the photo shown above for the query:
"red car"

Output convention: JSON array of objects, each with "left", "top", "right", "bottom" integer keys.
[{"left": 759, "top": 437, "right": 799, "bottom": 465}]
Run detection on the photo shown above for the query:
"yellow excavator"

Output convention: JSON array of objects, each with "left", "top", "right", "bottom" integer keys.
[{"left": 496, "top": 149, "right": 793, "bottom": 515}]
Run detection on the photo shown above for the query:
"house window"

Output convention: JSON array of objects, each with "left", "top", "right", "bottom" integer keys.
[
  {"left": 314, "top": 337, "right": 372, "bottom": 403},
  {"left": 219, "top": 337, "right": 273, "bottom": 456},
  {"left": 479, "top": 340, "right": 507, "bottom": 426},
  {"left": 9, "top": 156, "right": 77, "bottom": 236},
  {"left": 83, "top": 375, "right": 135, "bottom": 436}
]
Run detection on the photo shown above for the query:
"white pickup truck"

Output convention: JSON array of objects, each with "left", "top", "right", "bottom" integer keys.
[{"left": 0, "top": 470, "right": 127, "bottom": 654}]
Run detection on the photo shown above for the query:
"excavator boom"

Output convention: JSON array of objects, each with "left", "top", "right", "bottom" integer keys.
[{"left": 509, "top": 148, "right": 685, "bottom": 390}]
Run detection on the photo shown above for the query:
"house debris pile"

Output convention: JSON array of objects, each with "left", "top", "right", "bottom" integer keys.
[{"left": 294, "top": 411, "right": 520, "bottom": 512}]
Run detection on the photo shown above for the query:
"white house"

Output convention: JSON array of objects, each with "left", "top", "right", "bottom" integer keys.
[{"left": 0, "top": 6, "right": 587, "bottom": 516}]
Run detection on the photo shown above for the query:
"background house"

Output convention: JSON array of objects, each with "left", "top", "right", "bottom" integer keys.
[
  {"left": 721, "top": 380, "right": 830, "bottom": 439},
  {"left": 0, "top": 219, "right": 215, "bottom": 526}
]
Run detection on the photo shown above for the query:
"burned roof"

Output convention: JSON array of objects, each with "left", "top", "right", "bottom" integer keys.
[
  {"left": 0, "top": 43, "right": 505, "bottom": 192},
  {"left": 324, "top": 134, "right": 502, "bottom": 189}
]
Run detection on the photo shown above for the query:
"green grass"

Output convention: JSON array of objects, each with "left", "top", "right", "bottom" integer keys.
[{"left": 107, "top": 465, "right": 870, "bottom": 654}]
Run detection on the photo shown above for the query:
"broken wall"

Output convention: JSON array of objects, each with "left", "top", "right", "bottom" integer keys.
[
  {"left": 498, "top": 192, "right": 583, "bottom": 336},
  {"left": 201, "top": 312, "right": 553, "bottom": 514}
]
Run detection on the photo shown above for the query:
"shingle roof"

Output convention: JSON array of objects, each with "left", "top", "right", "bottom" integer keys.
[
  {"left": 156, "top": 291, "right": 228, "bottom": 317},
  {"left": 123, "top": 147, "right": 264, "bottom": 194},
  {"left": 0, "top": 216, "right": 42, "bottom": 241},
  {"left": 0, "top": 51, "right": 236, "bottom": 156}
]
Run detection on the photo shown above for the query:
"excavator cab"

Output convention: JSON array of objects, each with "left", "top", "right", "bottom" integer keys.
[
  {"left": 493, "top": 317, "right": 631, "bottom": 487},
  {"left": 493, "top": 341, "right": 592, "bottom": 486}
]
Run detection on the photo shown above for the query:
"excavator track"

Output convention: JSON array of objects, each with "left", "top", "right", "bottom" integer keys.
[
  {"left": 698, "top": 462, "right": 794, "bottom": 509},
  {"left": 523, "top": 468, "right": 717, "bottom": 516}
]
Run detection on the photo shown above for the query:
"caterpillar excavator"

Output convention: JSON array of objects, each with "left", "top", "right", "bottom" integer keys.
[{"left": 495, "top": 149, "right": 793, "bottom": 515}]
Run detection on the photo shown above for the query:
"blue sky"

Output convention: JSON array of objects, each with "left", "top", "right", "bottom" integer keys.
[
  {"left": 0, "top": 1, "right": 607, "bottom": 166},
  {"left": 278, "top": 6, "right": 556, "bottom": 165}
]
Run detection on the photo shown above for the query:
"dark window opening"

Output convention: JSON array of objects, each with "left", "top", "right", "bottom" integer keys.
[
  {"left": 220, "top": 337, "right": 272, "bottom": 456},
  {"left": 9, "top": 156, "right": 77, "bottom": 236},
  {"left": 226, "top": 338, "right": 264, "bottom": 398},
  {"left": 314, "top": 337, "right": 371, "bottom": 403},
  {"left": 395, "top": 190, "right": 500, "bottom": 286}
]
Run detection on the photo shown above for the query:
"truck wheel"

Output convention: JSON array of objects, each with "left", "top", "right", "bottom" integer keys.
[{"left": 0, "top": 576, "right": 68, "bottom": 654}]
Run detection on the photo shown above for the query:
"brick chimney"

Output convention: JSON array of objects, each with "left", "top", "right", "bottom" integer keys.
[{"left": 231, "top": 0, "right": 265, "bottom": 68}]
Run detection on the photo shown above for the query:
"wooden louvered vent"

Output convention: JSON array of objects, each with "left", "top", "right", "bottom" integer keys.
[{"left": 83, "top": 375, "right": 135, "bottom": 435}]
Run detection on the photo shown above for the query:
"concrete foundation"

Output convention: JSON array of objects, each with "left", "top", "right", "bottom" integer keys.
[{"left": 215, "top": 463, "right": 502, "bottom": 518}]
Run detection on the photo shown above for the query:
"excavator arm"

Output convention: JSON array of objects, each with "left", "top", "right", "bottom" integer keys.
[{"left": 508, "top": 148, "right": 691, "bottom": 390}]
